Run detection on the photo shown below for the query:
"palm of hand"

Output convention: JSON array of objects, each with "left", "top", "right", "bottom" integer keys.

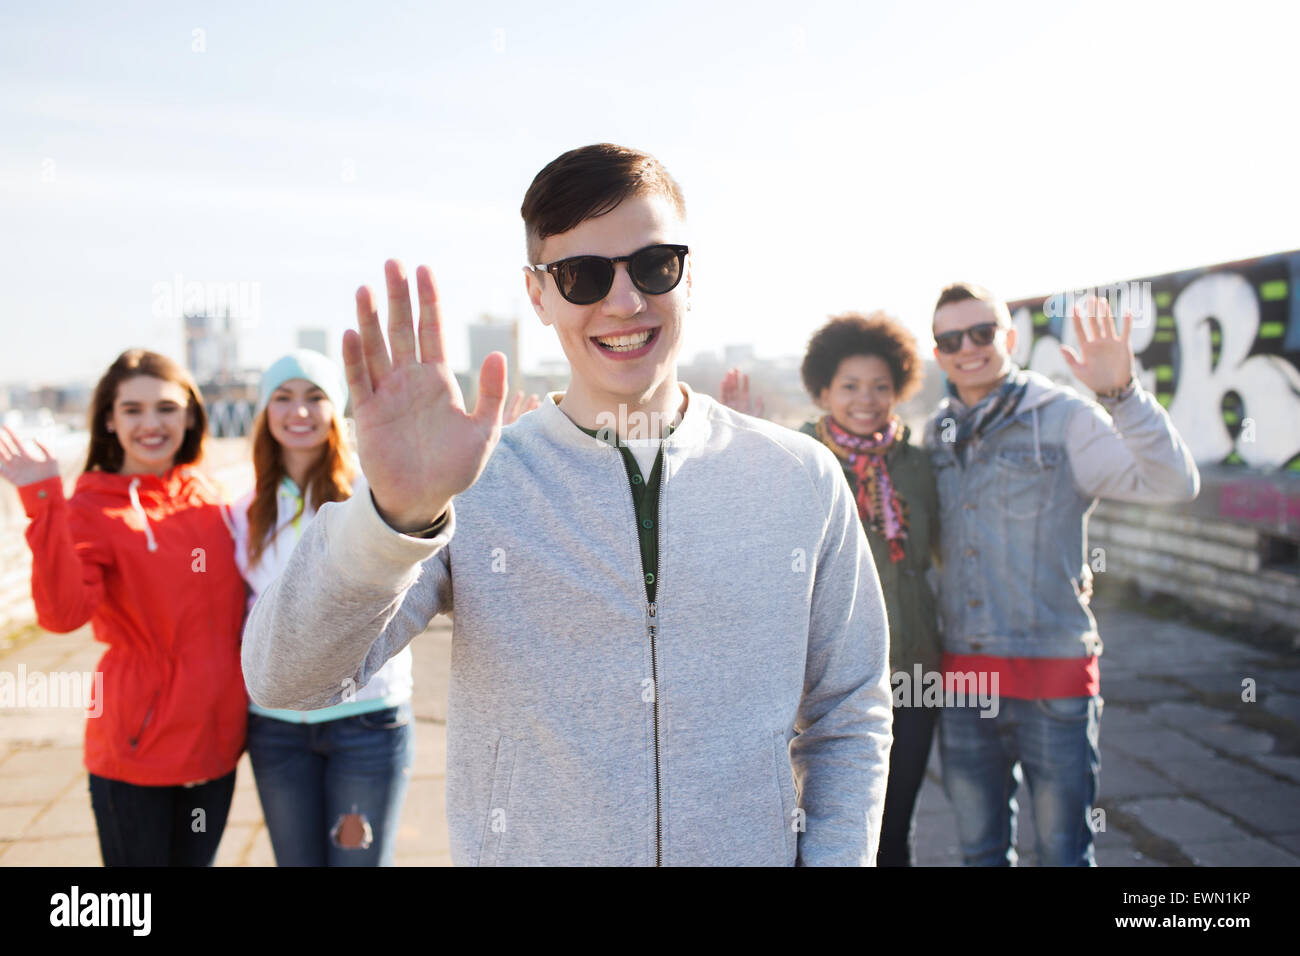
[
  {"left": 1060, "top": 296, "right": 1135, "bottom": 395},
  {"left": 345, "top": 261, "right": 507, "bottom": 530},
  {"left": 0, "top": 426, "right": 59, "bottom": 487}
]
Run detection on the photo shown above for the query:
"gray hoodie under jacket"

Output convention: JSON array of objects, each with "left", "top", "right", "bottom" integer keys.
[{"left": 241, "top": 385, "right": 893, "bottom": 866}]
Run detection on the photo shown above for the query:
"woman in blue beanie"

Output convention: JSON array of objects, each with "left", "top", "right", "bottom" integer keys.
[{"left": 232, "top": 350, "right": 416, "bottom": 866}]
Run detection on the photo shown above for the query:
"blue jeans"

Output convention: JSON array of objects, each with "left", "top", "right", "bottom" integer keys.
[
  {"left": 247, "top": 702, "right": 415, "bottom": 866},
  {"left": 939, "top": 695, "right": 1102, "bottom": 866},
  {"left": 89, "top": 769, "right": 236, "bottom": 866}
]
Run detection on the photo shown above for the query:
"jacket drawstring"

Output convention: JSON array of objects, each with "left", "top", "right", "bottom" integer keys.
[
  {"left": 1032, "top": 406, "right": 1043, "bottom": 468},
  {"left": 217, "top": 503, "right": 236, "bottom": 541},
  {"left": 187, "top": 467, "right": 237, "bottom": 541},
  {"left": 128, "top": 478, "right": 159, "bottom": 552}
]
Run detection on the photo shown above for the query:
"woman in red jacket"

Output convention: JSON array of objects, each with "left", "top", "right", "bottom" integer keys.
[{"left": 0, "top": 349, "right": 247, "bottom": 866}]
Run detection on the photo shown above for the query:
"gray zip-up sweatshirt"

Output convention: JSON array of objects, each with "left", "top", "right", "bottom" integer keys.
[{"left": 242, "top": 384, "right": 893, "bottom": 866}]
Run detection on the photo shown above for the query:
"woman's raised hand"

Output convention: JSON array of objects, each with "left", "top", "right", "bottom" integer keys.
[
  {"left": 0, "top": 426, "right": 60, "bottom": 488},
  {"left": 343, "top": 260, "right": 507, "bottom": 533}
]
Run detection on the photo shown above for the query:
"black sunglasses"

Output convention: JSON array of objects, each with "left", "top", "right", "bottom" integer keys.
[
  {"left": 527, "top": 244, "right": 689, "bottom": 305},
  {"left": 934, "top": 321, "right": 1002, "bottom": 354}
]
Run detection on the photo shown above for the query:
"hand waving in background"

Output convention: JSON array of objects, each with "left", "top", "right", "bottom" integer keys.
[
  {"left": 504, "top": 391, "right": 541, "bottom": 425},
  {"left": 0, "top": 426, "right": 59, "bottom": 488},
  {"left": 1060, "top": 295, "right": 1135, "bottom": 395},
  {"left": 344, "top": 260, "right": 507, "bottom": 533},
  {"left": 719, "top": 367, "right": 765, "bottom": 418}
]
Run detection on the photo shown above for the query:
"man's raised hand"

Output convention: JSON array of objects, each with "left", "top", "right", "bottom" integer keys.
[
  {"left": 343, "top": 260, "right": 507, "bottom": 533},
  {"left": 1060, "top": 295, "right": 1135, "bottom": 396}
]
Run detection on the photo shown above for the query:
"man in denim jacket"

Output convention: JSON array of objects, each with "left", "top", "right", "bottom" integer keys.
[{"left": 924, "top": 282, "right": 1199, "bottom": 866}]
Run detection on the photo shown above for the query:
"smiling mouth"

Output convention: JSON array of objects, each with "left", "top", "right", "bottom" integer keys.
[
  {"left": 593, "top": 328, "right": 657, "bottom": 353},
  {"left": 956, "top": 357, "right": 990, "bottom": 371},
  {"left": 136, "top": 436, "right": 168, "bottom": 448}
]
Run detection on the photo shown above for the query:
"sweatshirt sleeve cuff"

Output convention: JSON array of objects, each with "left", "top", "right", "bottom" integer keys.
[
  {"left": 18, "top": 476, "right": 64, "bottom": 518},
  {"left": 1098, "top": 379, "right": 1155, "bottom": 424},
  {"left": 326, "top": 483, "right": 455, "bottom": 589}
]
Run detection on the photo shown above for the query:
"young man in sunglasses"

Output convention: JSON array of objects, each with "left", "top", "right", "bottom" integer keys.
[
  {"left": 242, "top": 143, "right": 893, "bottom": 866},
  {"left": 925, "top": 282, "right": 1199, "bottom": 866}
]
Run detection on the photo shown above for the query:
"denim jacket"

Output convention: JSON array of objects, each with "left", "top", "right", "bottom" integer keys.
[{"left": 924, "top": 369, "right": 1199, "bottom": 659}]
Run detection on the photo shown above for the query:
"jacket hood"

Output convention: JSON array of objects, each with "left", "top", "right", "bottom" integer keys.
[
  {"left": 1015, "top": 367, "right": 1079, "bottom": 414},
  {"left": 74, "top": 464, "right": 232, "bottom": 553},
  {"left": 74, "top": 463, "right": 213, "bottom": 500},
  {"left": 933, "top": 366, "right": 1078, "bottom": 421}
]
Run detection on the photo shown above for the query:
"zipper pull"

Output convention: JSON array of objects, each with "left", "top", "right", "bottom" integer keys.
[{"left": 647, "top": 602, "right": 656, "bottom": 618}]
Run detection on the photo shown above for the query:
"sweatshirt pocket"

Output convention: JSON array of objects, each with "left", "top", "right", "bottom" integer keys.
[
  {"left": 477, "top": 735, "right": 517, "bottom": 867},
  {"left": 772, "top": 732, "right": 798, "bottom": 866}
]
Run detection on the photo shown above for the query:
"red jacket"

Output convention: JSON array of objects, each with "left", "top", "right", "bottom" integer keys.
[{"left": 20, "top": 466, "right": 248, "bottom": 786}]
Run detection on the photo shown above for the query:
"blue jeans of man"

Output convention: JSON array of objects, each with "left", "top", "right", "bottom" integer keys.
[
  {"left": 939, "top": 695, "right": 1102, "bottom": 866},
  {"left": 247, "top": 702, "right": 415, "bottom": 866}
]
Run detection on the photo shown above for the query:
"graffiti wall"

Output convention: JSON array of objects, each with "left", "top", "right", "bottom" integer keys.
[{"left": 1007, "top": 249, "right": 1300, "bottom": 472}]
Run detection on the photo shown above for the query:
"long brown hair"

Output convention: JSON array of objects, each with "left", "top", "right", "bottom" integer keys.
[
  {"left": 84, "top": 349, "right": 208, "bottom": 474},
  {"left": 245, "top": 407, "right": 355, "bottom": 568}
]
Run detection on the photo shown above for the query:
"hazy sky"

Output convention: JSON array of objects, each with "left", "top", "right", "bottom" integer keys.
[{"left": 3, "top": 0, "right": 1297, "bottom": 386}]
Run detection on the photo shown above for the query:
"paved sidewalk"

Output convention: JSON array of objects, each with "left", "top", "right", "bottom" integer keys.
[
  {"left": 0, "top": 618, "right": 454, "bottom": 866},
  {"left": 2, "top": 596, "right": 1297, "bottom": 866}
]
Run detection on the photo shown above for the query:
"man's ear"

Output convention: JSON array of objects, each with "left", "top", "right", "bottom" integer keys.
[
  {"left": 1003, "top": 323, "right": 1017, "bottom": 358},
  {"left": 523, "top": 269, "right": 553, "bottom": 328},
  {"left": 685, "top": 254, "right": 693, "bottom": 310}
]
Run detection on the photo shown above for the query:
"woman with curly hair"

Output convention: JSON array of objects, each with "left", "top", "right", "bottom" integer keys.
[{"left": 799, "top": 312, "right": 941, "bottom": 867}]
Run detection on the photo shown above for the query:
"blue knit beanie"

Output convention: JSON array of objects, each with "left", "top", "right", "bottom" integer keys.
[{"left": 258, "top": 350, "right": 348, "bottom": 413}]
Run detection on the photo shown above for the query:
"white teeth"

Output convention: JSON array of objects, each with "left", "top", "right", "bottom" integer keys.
[{"left": 595, "top": 330, "right": 653, "bottom": 351}]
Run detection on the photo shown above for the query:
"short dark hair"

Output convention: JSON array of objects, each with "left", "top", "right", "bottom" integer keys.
[
  {"left": 84, "top": 349, "right": 208, "bottom": 473},
  {"left": 933, "top": 281, "right": 1011, "bottom": 325},
  {"left": 520, "top": 143, "right": 686, "bottom": 263},
  {"left": 801, "top": 312, "right": 924, "bottom": 402}
]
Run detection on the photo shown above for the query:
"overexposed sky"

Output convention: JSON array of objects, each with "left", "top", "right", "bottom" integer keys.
[{"left": 2, "top": 0, "right": 1297, "bottom": 385}]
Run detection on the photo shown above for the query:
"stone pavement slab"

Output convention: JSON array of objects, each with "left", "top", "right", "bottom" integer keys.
[
  {"left": 1184, "top": 838, "right": 1300, "bottom": 866},
  {"left": 1122, "top": 797, "right": 1246, "bottom": 845},
  {"left": 3, "top": 594, "right": 1298, "bottom": 868},
  {"left": 1153, "top": 755, "right": 1276, "bottom": 795}
]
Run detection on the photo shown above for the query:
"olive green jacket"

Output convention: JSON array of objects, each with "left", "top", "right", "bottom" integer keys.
[{"left": 800, "top": 420, "right": 941, "bottom": 675}]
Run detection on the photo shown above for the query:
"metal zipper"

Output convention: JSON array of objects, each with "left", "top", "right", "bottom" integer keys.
[
  {"left": 129, "top": 691, "right": 159, "bottom": 749},
  {"left": 614, "top": 441, "right": 666, "bottom": 867},
  {"left": 647, "top": 596, "right": 662, "bottom": 867},
  {"left": 647, "top": 456, "right": 665, "bottom": 867}
]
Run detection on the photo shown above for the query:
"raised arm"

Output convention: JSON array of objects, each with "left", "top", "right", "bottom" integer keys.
[
  {"left": 241, "top": 477, "right": 454, "bottom": 709},
  {"left": 1060, "top": 296, "right": 1199, "bottom": 503},
  {"left": 240, "top": 260, "right": 508, "bottom": 708},
  {"left": 789, "top": 448, "right": 894, "bottom": 866},
  {"left": 1, "top": 428, "right": 108, "bottom": 633}
]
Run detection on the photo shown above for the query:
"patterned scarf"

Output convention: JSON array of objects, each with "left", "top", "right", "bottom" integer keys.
[
  {"left": 936, "top": 367, "right": 1030, "bottom": 466},
  {"left": 816, "top": 415, "right": 909, "bottom": 562}
]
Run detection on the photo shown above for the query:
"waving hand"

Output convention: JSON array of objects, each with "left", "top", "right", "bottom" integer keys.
[{"left": 344, "top": 260, "right": 507, "bottom": 533}]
